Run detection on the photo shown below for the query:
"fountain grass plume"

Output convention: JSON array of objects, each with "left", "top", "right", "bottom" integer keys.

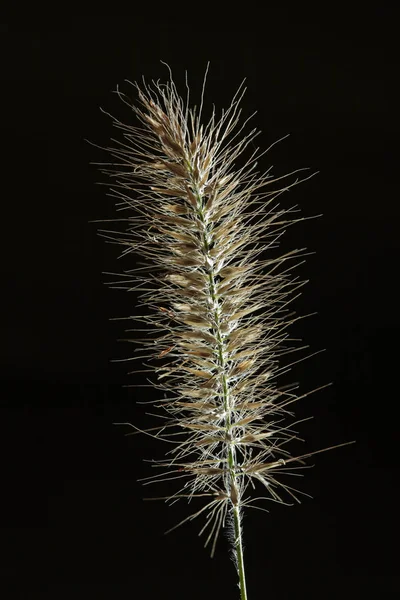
[{"left": 89, "top": 63, "right": 355, "bottom": 600}]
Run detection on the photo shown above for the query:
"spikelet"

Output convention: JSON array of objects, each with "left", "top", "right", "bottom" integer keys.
[{"left": 90, "top": 66, "right": 354, "bottom": 592}]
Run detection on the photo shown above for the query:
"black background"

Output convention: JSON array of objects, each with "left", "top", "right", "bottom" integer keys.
[{"left": 1, "top": 8, "right": 398, "bottom": 599}]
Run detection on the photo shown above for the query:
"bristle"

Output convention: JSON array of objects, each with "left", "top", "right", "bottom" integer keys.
[{"left": 92, "top": 68, "right": 340, "bottom": 569}]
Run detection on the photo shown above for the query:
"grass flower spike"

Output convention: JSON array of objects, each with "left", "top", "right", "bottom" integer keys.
[{"left": 91, "top": 65, "right": 354, "bottom": 599}]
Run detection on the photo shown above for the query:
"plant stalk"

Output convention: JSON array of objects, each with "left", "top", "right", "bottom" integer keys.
[
  {"left": 233, "top": 506, "right": 248, "bottom": 600},
  {"left": 193, "top": 174, "right": 248, "bottom": 599}
]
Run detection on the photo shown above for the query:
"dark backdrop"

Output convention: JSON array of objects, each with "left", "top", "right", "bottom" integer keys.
[{"left": 1, "top": 8, "right": 398, "bottom": 599}]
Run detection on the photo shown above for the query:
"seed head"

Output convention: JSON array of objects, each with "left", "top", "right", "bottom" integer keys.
[{"left": 91, "top": 66, "right": 339, "bottom": 558}]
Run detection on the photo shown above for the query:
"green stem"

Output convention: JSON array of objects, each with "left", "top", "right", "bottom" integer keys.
[
  {"left": 233, "top": 506, "right": 248, "bottom": 600},
  {"left": 191, "top": 174, "right": 248, "bottom": 599}
]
